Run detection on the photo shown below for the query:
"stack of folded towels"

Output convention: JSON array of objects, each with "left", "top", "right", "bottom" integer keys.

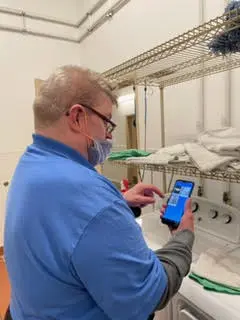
[
  {"left": 189, "top": 247, "right": 240, "bottom": 295},
  {"left": 108, "top": 127, "right": 240, "bottom": 172}
]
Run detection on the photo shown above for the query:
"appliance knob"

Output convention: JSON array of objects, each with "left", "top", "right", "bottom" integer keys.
[
  {"left": 192, "top": 202, "right": 199, "bottom": 213},
  {"left": 221, "top": 214, "right": 232, "bottom": 224},
  {"left": 209, "top": 209, "right": 218, "bottom": 219}
]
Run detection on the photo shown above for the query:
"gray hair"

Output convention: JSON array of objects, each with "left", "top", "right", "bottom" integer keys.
[{"left": 33, "top": 65, "right": 117, "bottom": 129}]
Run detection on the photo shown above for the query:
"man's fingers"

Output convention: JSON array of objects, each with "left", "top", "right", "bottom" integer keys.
[
  {"left": 141, "top": 184, "right": 164, "bottom": 198},
  {"left": 185, "top": 198, "right": 192, "bottom": 212},
  {"left": 144, "top": 190, "right": 154, "bottom": 197},
  {"left": 137, "top": 196, "right": 155, "bottom": 205}
]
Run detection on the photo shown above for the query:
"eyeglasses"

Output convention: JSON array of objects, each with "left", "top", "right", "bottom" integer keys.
[{"left": 66, "top": 104, "right": 117, "bottom": 134}]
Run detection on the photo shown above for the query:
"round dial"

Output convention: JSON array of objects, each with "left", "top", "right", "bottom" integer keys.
[
  {"left": 192, "top": 202, "right": 199, "bottom": 213},
  {"left": 221, "top": 214, "right": 232, "bottom": 224},
  {"left": 209, "top": 209, "right": 218, "bottom": 219}
]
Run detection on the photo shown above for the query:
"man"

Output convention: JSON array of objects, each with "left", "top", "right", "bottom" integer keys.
[{"left": 4, "top": 65, "right": 194, "bottom": 320}]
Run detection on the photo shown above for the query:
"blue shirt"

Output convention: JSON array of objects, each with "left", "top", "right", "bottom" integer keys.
[{"left": 4, "top": 134, "right": 167, "bottom": 320}]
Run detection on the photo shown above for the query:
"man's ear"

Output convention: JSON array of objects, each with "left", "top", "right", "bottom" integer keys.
[{"left": 67, "top": 105, "right": 85, "bottom": 132}]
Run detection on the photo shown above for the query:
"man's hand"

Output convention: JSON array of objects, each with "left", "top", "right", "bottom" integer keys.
[
  {"left": 160, "top": 199, "right": 194, "bottom": 234},
  {"left": 123, "top": 182, "right": 164, "bottom": 208}
]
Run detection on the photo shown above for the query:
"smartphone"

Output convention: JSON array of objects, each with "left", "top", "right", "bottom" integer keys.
[{"left": 161, "top": 179, "right": 194, "bottom": 229}]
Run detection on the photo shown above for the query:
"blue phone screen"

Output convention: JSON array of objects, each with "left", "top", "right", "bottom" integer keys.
[{"left": 163, "top": 180, "right": 194, "bottom": 224}]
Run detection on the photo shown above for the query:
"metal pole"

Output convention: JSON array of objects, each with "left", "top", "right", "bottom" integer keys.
[
  {"left": 225, "top": 68, "right": 232, "bottom": 127},
  {"left": 78, "top": 0, "right": 131, "bottom": 44},
  {"left": 0, "top": 7, "right": 75, "bottom": 27},
  {"left": 77, "top": 0, "right": 109, "bottom": 27},
  {"left": 0, "top": 0, "right": 108, "bottom": 28},
  {"left": 198, "top": 0, "right": 205, "bottom": 197},
  {"left": 0, "top": 24, "right": 78, "bottom": 43},
  {"left": 223, "top": 0, "right": 232, "bottom": 205},
  {"left": 160, "top": 86, "right": 167, "bottom": 193},
  {"left": 0, "top": 0, "right": 131, "bottom": 44},
  {"left": 198, "top": 0, "right": 205, "bottom": 133},
  {"left": 151, "top": 170, "right": 155, "bottom": 211},
  {"left": 134, "top": 85, "right": 142, "bottom": 183},
  {"left": 160, "top": 87, "right": 166, "bottom": 149},
  {"left": 223, "top": 64, "right": 232, "bottom": 204}
]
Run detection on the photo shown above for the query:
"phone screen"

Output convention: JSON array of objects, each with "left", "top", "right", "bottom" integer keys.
[{"left": 162, "top": 180, "right": 194, "bottom": 227}]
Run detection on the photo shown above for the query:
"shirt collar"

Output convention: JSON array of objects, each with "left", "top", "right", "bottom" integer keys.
[{"left": 32, "top": 134, "right": 95, "bottom": 171}]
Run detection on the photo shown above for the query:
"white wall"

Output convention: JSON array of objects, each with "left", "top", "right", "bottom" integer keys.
[
  {"left": 80, "top": 0, "right": 240, "bottom": 211},
  {"left": 80, "top": 0, "right": 200, "bottom": 72},
  {"left": 102, "top": 87, "right": 129, "bottom": 184},
  {"left": 0, "top": 0, "right": 82, "bottom": 245}
]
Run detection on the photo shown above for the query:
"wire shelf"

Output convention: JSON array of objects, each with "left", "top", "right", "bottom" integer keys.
[
  {"left": 102, "top": 9, "right": 240, "bottom": 88},
  {"left": 107, "top": 160, "right": 240, "bottom": 183}
]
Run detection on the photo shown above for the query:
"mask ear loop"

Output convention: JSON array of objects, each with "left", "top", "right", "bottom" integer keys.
[{"left": 81, "top": 111, "right": 93, "bottom": 148}]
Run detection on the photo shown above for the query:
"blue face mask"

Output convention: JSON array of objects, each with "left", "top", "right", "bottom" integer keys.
[{"left": 88, "top": 139, "right": 112, "bottom": 167}]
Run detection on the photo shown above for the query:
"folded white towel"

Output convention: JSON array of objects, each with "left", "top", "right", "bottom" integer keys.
[
  {"left": 168, "top": 154, "right": 190, "bottom": 164},
  {"left": 126, "top": 144, "right": 189, "bottom": 165},
  {"left": 192, "top": 247, "right": 240, "bottom": 288},
  {"left": 229, "top": 161, "right": 240, "bottom": 170},
  {"left": 184, "top": 143, "right": 234, "bottom": 172},
  {"left": 155, "top": 144, "right": 185, "bottom": 155},
  {"left": 198, "top": 127, "right": 240, "bottom": 156},
  {"left": 124, "top": 128, "right": 240, "bottom": 172},
  {"left": 126, "top": 153, "right": 174, "bottom": 165}
]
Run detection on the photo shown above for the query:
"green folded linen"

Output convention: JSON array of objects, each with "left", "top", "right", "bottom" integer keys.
[
  {"left": 189, "top": 272, "right": 240, "bottom": 295},
  {"left": 108, "top": 149, "right": 152, "bottom": 161}
]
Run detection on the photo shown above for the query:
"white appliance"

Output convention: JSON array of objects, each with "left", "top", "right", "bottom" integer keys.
[{"left": 138, "top": 196, "right": 240, "bottom": 320}]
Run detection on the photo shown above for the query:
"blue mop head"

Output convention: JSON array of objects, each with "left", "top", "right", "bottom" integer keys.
[{"left": 208, "top": 1, "right": 240, "bottom": 55}]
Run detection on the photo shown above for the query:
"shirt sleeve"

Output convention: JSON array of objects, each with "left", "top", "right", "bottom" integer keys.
[{"left": 70, "top": 200, "right": 167, "bottom": 320}]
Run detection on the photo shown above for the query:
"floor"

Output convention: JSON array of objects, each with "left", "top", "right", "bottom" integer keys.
[{"left": 0, "top": 255, "right": 10, "bottom": 319}]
